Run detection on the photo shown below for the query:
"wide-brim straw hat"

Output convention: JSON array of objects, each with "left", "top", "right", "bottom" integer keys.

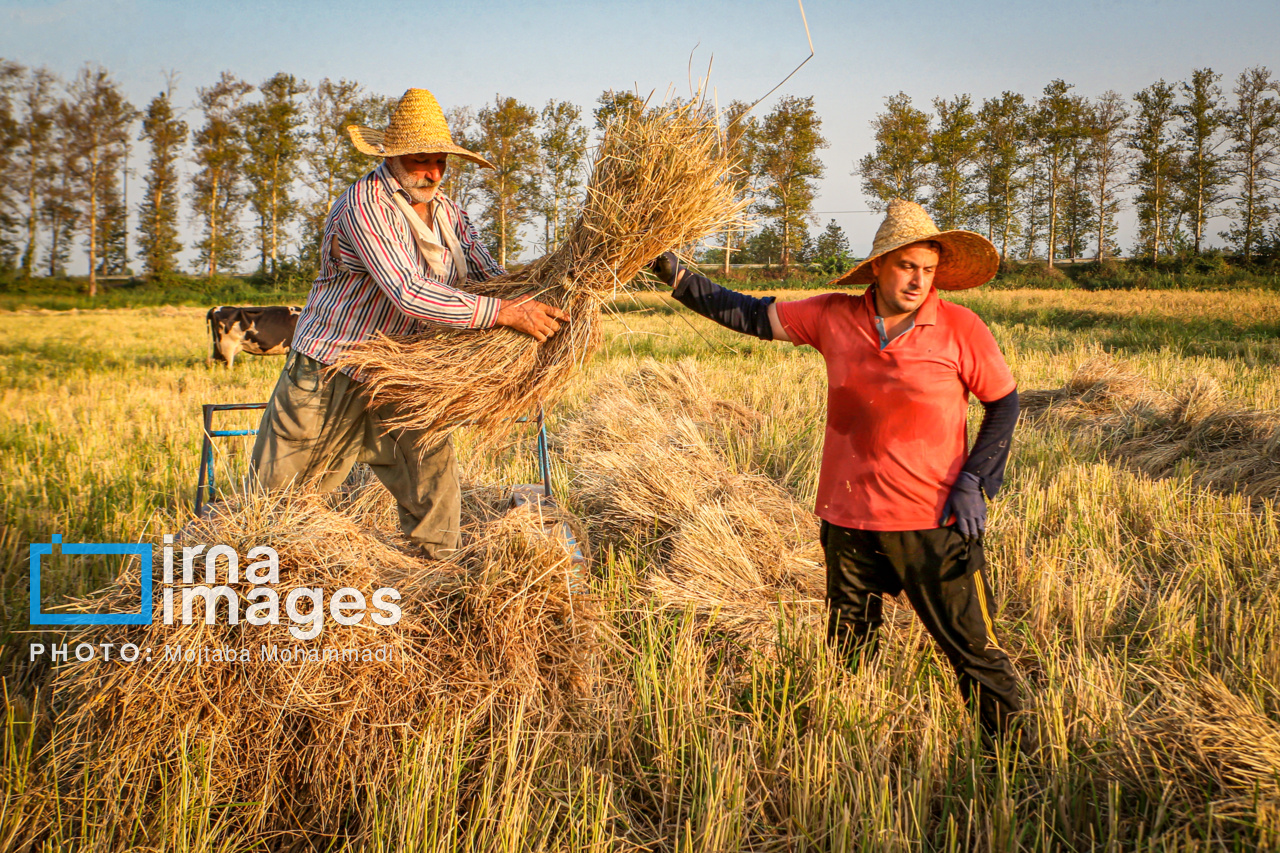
[
  {"left": 347, "top": 88, "right": 494, "bottom": 169},
  {"left": 834, "top": 199, "right": 999, "bottom": 291}
]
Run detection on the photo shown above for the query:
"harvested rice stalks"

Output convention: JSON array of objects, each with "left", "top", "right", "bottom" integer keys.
[
  {"left": 47, "top": 488, "right": 599, "bottom": 843},
  {"left": 1117, "top": 672, "right": 1280, "bottom": 833},
  {"left": 1022, "top": 357, "right": 1280, "bottom": 500},
  {"left": 561, "top": 360, "right": 826, "bottom": 646},
  {"left": 337, "top": 101, "right": 746, "bottom": 444}
]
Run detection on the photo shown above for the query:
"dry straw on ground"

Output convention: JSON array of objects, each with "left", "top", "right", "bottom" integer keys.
[
  {"left": 43, "top": 487, "right": 599, "bottom": 845},
  {"left": 1121, "top": 673, "right": 1280, "bottom": 827},
  {"left": 1022, "top": 356, "right": 1280, "bottom": 500},
  {"left": 561, "top": 359, "right": 827, "bottom": 646},
  {"left": 337, "top": 102, "right": 746, "bottom": 445}
]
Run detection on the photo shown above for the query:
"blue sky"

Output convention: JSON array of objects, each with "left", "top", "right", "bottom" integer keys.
[{"left": 4, "top": 0, "right": 1279, "bottom": 269}]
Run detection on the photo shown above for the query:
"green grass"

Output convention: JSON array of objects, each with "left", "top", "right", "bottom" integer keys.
[
  {"left": 0, "top": 274, "right": 311, "bottom": 312},
  {"left": 690, "top": 259, "right": 1280, "bottom": 293},
  {"left": 5, "top": 256, "right": 1276, "bottom": 314},
  {"left": 3, "top": 286, "right": 1280, "bottom": 850}
]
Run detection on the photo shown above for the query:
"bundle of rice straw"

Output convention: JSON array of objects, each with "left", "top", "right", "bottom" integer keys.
[
  {"left": 44, "top": 487, "right": 600, "bottom": 844},
  {"left": 337, "top": 101, "right": 746, "bottom": 443},
  {"left": 1022, "top": 357, "right": 1280, "bottom": 500},
  {"left": 560, "top": 360, "right": 827, "bottom": 646},
  {"left": 1116, "top": 672, "right": 1280, "bottom": 835}
]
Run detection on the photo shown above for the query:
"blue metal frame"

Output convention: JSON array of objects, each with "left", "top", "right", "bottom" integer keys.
[
  {"left": 536, "top": 404, "right": 553, "bottom": 501},
  {"left": 195, "top": 402, "right": 268, "bottom": 517}
]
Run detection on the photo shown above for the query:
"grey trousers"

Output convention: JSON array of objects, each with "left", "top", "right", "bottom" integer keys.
[{"left": 250, "top": 351, "right": 461, "bottom": 557}]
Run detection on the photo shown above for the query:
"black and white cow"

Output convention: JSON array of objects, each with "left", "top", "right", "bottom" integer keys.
[{"left": 206, "top": 305, "right": 303, "bottom": 368}]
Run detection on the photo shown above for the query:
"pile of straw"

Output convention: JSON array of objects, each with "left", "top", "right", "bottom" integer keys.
[
  {"left": 561, "top": 360, "right": 826, "bottom": 646},
  {"left": 337, "top": 103, "right": 746, "bottom": 444},
  {"left": 46, "top": 487, "right": 599, "bottom": 844},
  {"left": 1118, "top": 673, "right": 1280, "bottom": 834},
  {"left": 1022, "top": 357, "right": 1280, "bottom": 500}
]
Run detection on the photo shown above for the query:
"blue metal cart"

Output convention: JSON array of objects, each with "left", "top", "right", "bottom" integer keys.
[{"left": 193, "top": 403, "right": 586, "bottom": 574}]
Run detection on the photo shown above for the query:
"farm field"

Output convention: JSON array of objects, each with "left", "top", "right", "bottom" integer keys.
[{"left": 2, "top": 286, "right": 1280, "bottom": 850}]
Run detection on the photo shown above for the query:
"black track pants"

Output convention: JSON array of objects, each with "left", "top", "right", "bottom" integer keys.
[{"left": 821, "top": 521, "right": 1023, "bottom": 735}]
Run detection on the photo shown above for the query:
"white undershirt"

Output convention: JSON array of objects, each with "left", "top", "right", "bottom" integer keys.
[{"left": 389, "top": 193, "right": 465, "bottom": 288}]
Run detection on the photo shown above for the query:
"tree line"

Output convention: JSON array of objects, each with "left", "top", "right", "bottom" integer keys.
[
  {"left": 857, "top": 67, "right": 1280, "bottom": 266},
  {"left": 3, "top": 61, "right": 1276, "bottom": 297},
  {"left": 0, "top": 64, "right": 598, "bottom": 293},
  {"left": 0, "top": 62, "right": 848, "bottom": 292},
  {"left": 0, "top": 64, "right": 390, "bottom": 294}
]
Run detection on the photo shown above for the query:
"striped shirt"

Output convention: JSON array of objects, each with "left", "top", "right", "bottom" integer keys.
[{"left": 292, "top": 162, "right": 505, "bottom": 374}]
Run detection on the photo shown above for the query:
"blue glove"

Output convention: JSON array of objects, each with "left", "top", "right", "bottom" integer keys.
[{"left": 941, "top": 471, "right": 986, "bottom": 539}]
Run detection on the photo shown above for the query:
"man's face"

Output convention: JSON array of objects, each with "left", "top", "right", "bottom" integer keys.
[
  {"left": 388, "top": 152, "right": 447, "bottom": 204},
  {"left": 869, "top": 243, "right": 939, "bottom": 316}
]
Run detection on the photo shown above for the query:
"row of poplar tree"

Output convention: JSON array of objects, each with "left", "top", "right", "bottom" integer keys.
[
  {"left": 4, "top": 61, "right": 1275, "bottom": 294},
  {"left": 0, "top": 63, "right": 603, "bottom": 294},
  {"left": 0, "top": 61, "right": 841, "bottom": 293},
  {"left": 856, "top": 67, "right": 1280, "bottom": 265}
]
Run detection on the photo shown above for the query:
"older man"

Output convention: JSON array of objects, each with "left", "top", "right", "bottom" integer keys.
[
  {"left": 251, "top": 88, "right": 567, "bottom": 558},
  {"left": 651, "top": 200, "right": 1029, "bottom": 744}
]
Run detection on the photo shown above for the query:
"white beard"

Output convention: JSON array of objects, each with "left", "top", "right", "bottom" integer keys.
[
  {"left": 387, "top": 157, "right": 441, "bottom": 204},
  {"left": 402, "top": 183, "right": 439, "bottom": 204}
]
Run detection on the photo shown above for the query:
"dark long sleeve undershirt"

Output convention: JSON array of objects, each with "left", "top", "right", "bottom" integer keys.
[
  {"left": 671, "top": 269, "right": 775, "bottom": 340},
  {"left": 963, "top": 389, "right": 1019, "bottom": 498}
]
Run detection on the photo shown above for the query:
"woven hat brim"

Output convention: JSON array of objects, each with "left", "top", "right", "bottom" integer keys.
[
  {"left": 346, "top": 125, "right": 495, "bottom": 170},
  {"left": 832, "top": 229, "right": 1000, "bottom": 291}
]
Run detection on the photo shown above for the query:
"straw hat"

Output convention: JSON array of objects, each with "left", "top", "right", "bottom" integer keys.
[
  {"left": 834, "top": 199, "right": 999, "bottom": 291},
  {"left": 347, "top": 88, "right": 495, "bottom": 169}
]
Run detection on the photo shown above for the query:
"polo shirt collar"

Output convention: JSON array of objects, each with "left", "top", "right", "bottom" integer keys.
[
  {"left": 861, "top": 285, "right": 940, "bottom": 326},
  {"left": 916, "top": 287, "right": 940, "bottom": 326}
]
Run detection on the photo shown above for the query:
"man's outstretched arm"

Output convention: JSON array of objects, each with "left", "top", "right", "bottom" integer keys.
[{"left": 650, "top": 252, "right": 792, "bottom": 342}]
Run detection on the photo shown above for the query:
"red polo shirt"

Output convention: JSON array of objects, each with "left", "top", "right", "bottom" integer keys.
[{"left": 776, "top": 287, "right": 1015, "bottom": 531}]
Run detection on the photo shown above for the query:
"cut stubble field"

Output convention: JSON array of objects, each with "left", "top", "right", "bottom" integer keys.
[{"left": 2, "top": 286, "right": 1280, "bottom": 851}]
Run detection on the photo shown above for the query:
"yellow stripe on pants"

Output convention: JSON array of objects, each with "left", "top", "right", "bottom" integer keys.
[{"left": 973, "top": 572, "right": 1006, "bottom": 654}]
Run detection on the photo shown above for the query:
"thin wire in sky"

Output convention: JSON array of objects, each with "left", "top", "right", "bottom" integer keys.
[{"left": 741, "top": 0, "right": 815, "bottom": 117}]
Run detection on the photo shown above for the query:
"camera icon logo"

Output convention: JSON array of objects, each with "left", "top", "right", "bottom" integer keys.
[{"left": 29, "top": 535, "right": 153, "bottom": 626}]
